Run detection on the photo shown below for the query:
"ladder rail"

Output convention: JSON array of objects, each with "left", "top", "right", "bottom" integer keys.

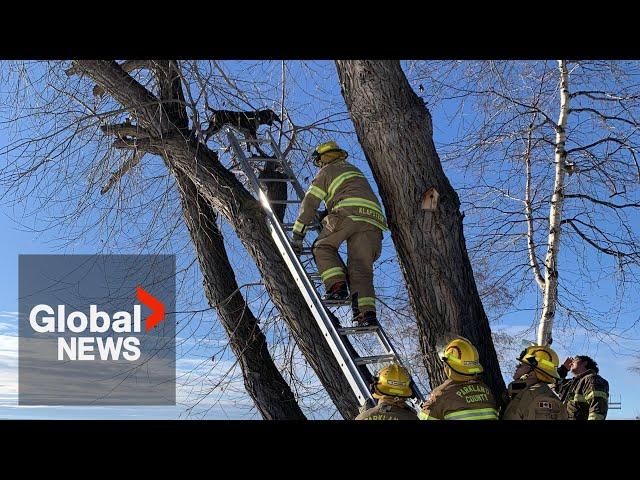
[
  {"left": 265, "top": 131, "right": 307, "bottom": 201},
  {"left": 373, "top": 325, "right": 424, "bottom": 401},
  {"left": 227, "top": 127, "right": 426, "bottom": 410},
  {"left": 226, "top": 128, "right": 374, "bottom": 407}
]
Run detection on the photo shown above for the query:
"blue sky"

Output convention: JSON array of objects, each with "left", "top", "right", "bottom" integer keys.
[{"left": 0, "top": 60, "right": 638, "bottom": 419}]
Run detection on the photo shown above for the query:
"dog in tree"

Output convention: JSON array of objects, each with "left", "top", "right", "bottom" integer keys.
[{"left": 203, "top": 109, "right": 281, "bottom": 143}]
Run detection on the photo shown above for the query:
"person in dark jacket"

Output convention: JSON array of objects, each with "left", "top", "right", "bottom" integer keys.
[
  {"left": 554, "top": 355, "right": 609, "bottom": 420},
  {"left": 502, "top": 345, "right": 568, "bottom": 420}
]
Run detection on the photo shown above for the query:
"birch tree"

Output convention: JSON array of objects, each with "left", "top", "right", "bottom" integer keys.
[{"left": 409, "top": 60, "right": 640, "bottom": 349}]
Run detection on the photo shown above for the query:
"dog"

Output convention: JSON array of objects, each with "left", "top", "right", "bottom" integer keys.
[{"left": 203, "top": 109, "right": 281, "bottom": 143}]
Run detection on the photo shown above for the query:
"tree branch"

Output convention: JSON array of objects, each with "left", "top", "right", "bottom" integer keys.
[
  {"left": 570, "top": 107, "right": 640, "bottom": 127},
  {"left": 565, "top": 193, "right": 640, "bottom": 209},
  {"left": 565, "top": 219, "right": 640, "bottom": 259},
  {"left": 92, "top": 60, "right": 151, "bottom": 96},
  {"left": 524, "top": 115, "right": 545, "bottom": 290},
  {"left": 101, "top": 150, "right": 144, "bottom": 194},
  {"left": 100, "top": 122, "right": 151, "bottom": 138}
]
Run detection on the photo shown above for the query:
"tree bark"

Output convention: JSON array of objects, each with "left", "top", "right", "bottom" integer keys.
[
  {"left": 525, "top": 114, "right": 546, "bottom": 291},
  {"left": 538, "top": 60, "right": 570, "bottom": 346},
  {"left": 335, "top": 60, "right": 506, "bottom": 402},
  {"left": 174, "top": 168, "right": 306, "bottom": 419},
  {"left": 74, "top": 60, "right": 364, "bottom": 419}
]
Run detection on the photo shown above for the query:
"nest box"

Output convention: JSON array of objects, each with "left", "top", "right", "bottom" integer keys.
[{"left": 421, "top": 187, "right": 439, "bottom": 212}]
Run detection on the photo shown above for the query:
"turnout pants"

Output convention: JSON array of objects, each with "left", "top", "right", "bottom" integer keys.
[{"left": 313, "top": 214, "right": 383, "bottom": 314}]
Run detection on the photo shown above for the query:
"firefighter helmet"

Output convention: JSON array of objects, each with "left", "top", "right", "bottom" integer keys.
[
  {"left": 371, "top": 363, "right": 414, "bottom": 399},
  {"left": 441, "top": 337, "right": 484, "bottom": 380},
  {"left": 517, "top": 345, "right": 561, "bottom": 383},
  {"left": 311, "top": 140, "right": 348, "bottom": 167}
]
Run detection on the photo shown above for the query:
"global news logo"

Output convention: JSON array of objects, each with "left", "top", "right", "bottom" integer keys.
[{"left": 27, "top": 286, "right": 165, "bottom": 362}]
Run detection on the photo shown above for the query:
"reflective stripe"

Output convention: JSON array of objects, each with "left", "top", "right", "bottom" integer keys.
[
  {"left": 358, "top": 297, "right": 376, "bottom": 308},
  {"left": 588, "top": 413, "right": 605, "bottom": 420},
  {"left": 320, "top": 266, "right": 345, "bottom": 281},
  {"left": 585, "top": 390, "right": 609, "bottom": 402},
  {"left": 572, "top": 394, "right": 587, "bottom": 404},
  {"left": 418, "top": 411, "right": 439, "bottom": 420},
  {"left": 443, "top": 408, "right": 499, "bottom": 420},
  {"left": 348, "top": 215, "right": 389, "bottom": 231},
  {"left": 307, "top": 185, "right": 326, "bottom": 201},
  {"left": 334, "top": 197, "right": 384, "bottom": 214},
  {"left": 326, "top": 171, "right": 365, "bottom": 203},
  {"left": 292, "top": 221, "right": 306, "bottom": 235}
]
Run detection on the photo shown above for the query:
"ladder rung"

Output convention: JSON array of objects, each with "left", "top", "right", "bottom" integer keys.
[
  {"left": 353, "top": 354, "right": 396, "bottom": 366},
  {"left": 270, "top": 200, "right": 301, "bottom": 204},
  {"left": 258, "top": 178, "right": 294, "bottom": 182},
  {"left": 322, "top": 298, "right": 352, "bottom": 306},
  {"left": 248, "top": 157, "right": 282, "bottom": 162},
  {"left": 241, "top": 137, "right": 271, "bottom": 144},
  {"left": 337, "top": 326, "right": 380, "bottom": 335}
]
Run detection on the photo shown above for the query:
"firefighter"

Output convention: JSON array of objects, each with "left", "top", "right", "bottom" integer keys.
[
  {"left": 502, "top": 344, "right": 568, "bottom": 420},
  {"left": 290, "top": 140, "right": 388, "bottom": 326},
  {"left": 355, "top": 363, "right": 419, "bottom": 420},
  {"left": 419, "top": 337, "right": 499, "bottom": 420},
  {"left": 555, "top": 355, "right": 609, "bottom": 420}
]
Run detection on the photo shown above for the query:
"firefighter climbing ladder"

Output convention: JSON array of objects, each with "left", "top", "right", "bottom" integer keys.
[{"left": 226, "top": 127, "right": 425, "bottom": 410}]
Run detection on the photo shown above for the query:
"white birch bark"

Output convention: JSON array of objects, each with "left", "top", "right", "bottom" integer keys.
[
  {"left": 537, "top": 60, "right": 570, "bottom": 345},
  {"left": 525, "top": 113, "right": 546, "bottom": 291}
]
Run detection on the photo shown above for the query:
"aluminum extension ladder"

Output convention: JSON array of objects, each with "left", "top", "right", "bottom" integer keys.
[{"left": 225, "top": 127, "right": 424, "bottom": 410}]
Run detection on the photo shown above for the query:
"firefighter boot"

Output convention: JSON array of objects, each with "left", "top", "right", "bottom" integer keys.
[{"left": 323, "top": 280, "right": 349, "bottom": 301}]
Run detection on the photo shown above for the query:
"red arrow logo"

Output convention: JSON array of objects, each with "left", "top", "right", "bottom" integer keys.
[{"left": 136, "top": 286, "right": 165, "bottom": 331}]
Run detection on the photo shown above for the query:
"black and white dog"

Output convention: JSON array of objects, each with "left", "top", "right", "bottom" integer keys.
[{"left": 203, "top": 109, "right": 282, "bottom": 142}]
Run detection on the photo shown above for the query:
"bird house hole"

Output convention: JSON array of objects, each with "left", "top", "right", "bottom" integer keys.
[{"left": 421, "top": 187, "right": 439, "bottom": 211}]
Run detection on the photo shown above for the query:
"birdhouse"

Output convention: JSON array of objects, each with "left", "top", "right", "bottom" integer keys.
[{"left": 422, "top": 187, "right": 439, "bottom": 212}]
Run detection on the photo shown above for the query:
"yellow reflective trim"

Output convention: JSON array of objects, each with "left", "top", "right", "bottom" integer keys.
[
  {"left": 326, "top": 171, "right": 365, "bottom": 203},
  {"left": 573, "top": 394, "right": 587, "bottom": 403},
  {"left": 320, "top": 266, "right": 345, "bottom": 281},
  {"left": 418, "top": 411, "right": 440, "bottom": 420},
  {"left": 357, "top": 297, "right": 376, "bottom": 308},
  {"left": 347, "top": 215, "right": 389, "bottom": 232},
  {"left": 588, "top": 413, "right": 605, "bottom": 420},
  {"left": 307, "top": 185, "right": 326, "bottom": 201},
  {"left": 444, "top": 408, "right": 499, "bottom": 420},
  {"left": 292, "top": 221, "right": 306, "bottom": 234},
  {"left": 585, "top": 390, "right": 609, "bottom": 402},
  {"left": 334, "top": 197, "right": 383, "bottom": 214}
]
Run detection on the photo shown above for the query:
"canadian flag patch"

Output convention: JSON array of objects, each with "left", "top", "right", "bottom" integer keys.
[{"left": 538, "top": 401, "right": 553, "bottom": 409}]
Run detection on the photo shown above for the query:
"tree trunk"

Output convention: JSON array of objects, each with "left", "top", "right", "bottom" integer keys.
[
  {"left": 74, "top": 60, "right": 364, "bottom": 419},
  {"left": 173, "top": 168, "right": 306, "bottom": 419},
  {"left": 538, "top": 60, "right": 570, "bottom": 346},
  {"left": 335, "top": 60, "right": 506, "bottom": 402}
]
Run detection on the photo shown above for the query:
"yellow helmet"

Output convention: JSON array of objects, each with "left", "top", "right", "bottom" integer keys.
[
  {"left": 311, "top": 140, "right": 348, "bottom": 167},
  {"left": 441, "top": 337, "right": 483, "bottom": 380},
  {"left": 371, "top": 363, "right": 413, "bottom": 399},
  {"left": 517, "top": 345, "right": 560, "bottom": 383}
]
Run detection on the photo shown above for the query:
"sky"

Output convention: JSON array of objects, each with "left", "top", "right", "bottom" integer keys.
[{"left": 0, "top": 60, "right": 638, "bottom": 420}]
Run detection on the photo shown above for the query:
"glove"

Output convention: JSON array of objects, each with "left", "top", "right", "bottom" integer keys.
[{"left": 291, "top": 233, "right": 304, "bottom": 255}]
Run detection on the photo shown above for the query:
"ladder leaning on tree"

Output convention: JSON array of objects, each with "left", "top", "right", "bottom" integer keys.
[{"left": 225, "top": 126, "right": 424, "bottom": 411}]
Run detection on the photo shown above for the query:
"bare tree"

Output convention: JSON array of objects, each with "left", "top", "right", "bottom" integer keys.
[
  {"left": 1, "top": 60, "right": 367, "bottom": 418},
  {"left": 408, "top": 60, "right": 640, "bottom": 349},
  {"left": 335, "top": 60, "right": 507, "bottom": 402},
  {"left": 173, "top": 167, "right": 305, "bottom": 419}
]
